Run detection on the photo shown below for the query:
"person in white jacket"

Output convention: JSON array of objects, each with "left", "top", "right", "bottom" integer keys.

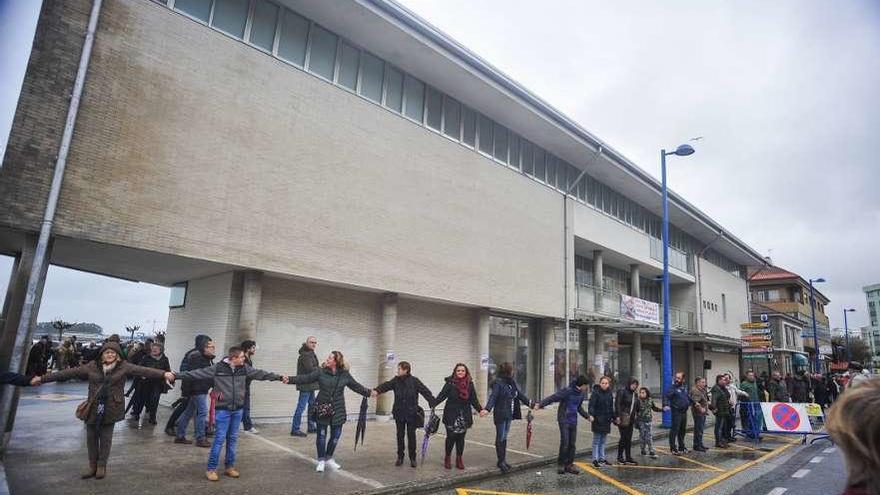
[{"left": 724, "top": 372, "right": 749, "bottom": 443}]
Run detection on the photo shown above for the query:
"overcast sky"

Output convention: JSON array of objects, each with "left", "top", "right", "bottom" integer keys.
[{"left": 1, "top": 0, "right": 878, "bottom": 335}]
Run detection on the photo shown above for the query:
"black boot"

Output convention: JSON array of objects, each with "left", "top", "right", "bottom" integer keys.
[
  {"left": 501, "top": 440, "right": 511, "bottom": 470},
  {"left": 395, "top": 456, "right": 404, "bottom": 467}
]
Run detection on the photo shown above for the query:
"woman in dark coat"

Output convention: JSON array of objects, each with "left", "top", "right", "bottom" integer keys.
[
  {"left": 288, "top": 350, "right": 372, "bottom": 473},
  {"left": 34, "top": 342, "right": 173, "bottom": 479},
  {"left": 614, "top": 378, "right": 640, "bottom": 465},
  {"left": 587, "top": 376, "right": 616, "bottom": 467},
  {"left": 373, "top": 361, "right": 435, "bottom": 467},
  {"left": 483, "top": 362, "right": 531, "bottom": 473},
  {"left": 433, "top": 363, "right": 483, "bottom": 470}
]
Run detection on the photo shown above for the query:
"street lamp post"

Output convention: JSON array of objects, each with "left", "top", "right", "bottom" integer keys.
[
  {"left": 808, "top": 278, "right": 825, "bottom": 373},
  {"left": 844, "top": 308, "right": 856, "bottom": 363},
  {"left": 660, "top": 143, "right": 695, "bottom": 428}
]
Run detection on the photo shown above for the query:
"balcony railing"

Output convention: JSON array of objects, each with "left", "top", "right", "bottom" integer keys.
[
  {"left": 575, "top": 284, "right": 695, "bottom": 331},
  {"left": 649, "top": 237, "right": 694, "bottom": 274}
]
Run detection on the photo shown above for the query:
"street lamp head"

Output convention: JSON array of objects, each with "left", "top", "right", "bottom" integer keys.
[
  {"left": 845, "top": 308, "right": 856, "bottom": 312},
  {"left": 812, "top": 277, "right": 826, "bottom": 284},
  {"left": 673, "top": 144, "right": 695, "bottom": 156}
]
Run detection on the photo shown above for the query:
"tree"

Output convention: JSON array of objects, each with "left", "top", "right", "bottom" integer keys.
[
  {"left": 125, "top": 324, "right": 141, "bottom": 342},
  {"left": 50, "top": 319, "right": 75, "bottom": 341},
  {"left": 831, "top": 336, "right": 870, "bottom": 364}
]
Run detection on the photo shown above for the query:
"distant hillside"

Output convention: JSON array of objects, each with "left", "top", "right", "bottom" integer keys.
[{"left": 35, "top": 322, "right": 104, "bottom": 336}]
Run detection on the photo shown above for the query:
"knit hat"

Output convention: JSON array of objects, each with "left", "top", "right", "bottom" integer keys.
[{"left": 99, "top": 341, "right": 123, "bottom": 358}]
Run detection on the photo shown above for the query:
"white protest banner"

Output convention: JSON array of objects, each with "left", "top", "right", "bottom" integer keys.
[{"left": 619, "top": 294, "right": 660, "bottom": 325}]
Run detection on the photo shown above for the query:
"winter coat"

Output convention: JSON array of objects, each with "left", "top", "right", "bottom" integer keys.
[
  {"left": 790, "top": 375, "right": 809, "bottom": 402},
  {"left": 26, "top": 342, "right": 49, "bottom": 376},
  {"left": 374, "top": 374, "right": 435, "bottom": 423},
  {"left": 664, "top": 382, "right": 693, "bottom": 411},
  {"left": 177, "top": 358, "right": 282, "bottom": 411},
  {"left": 689, "top": 385, "right": 709, "bottom": 416},
  {"left": 295, "top": 345, "right": 320, "bottom": 392},
  {"left": 811, "top": 378, "right": 829, "bottom": 405},
  {"left": 434, "top": 377, "right": 483, "bottom": 430},
  {"left": 614, "top": 388, "right": 639, "bottom": 426},
  {"left": 138, "top": 353, "right": 171, "bottom": 392},
  {"left": 709, "top": 384, "right": 732, "bottom": 417},
  {"left": 636, "top": 397, "right": 661, "bottom": 424},
  {"left": 587, "top": 386, "right": 616, "bottom": 434},
  {"left": 41, "top": 343, "right": 166, "bottom": 425},
  {"left": 485, "top": 377, "right": 531, "bottom": 425},
  {"left": 539, "top": 380, "right": 588, "bottom": 426},
  {"left": 740, "top": 380, "right": 761, "bottom": 402},
  {"left": 0, "top": 372, "right": 32, "bottom": 387},
  {"left": 768, "top": 378, "right": 791, "bottom": 402},
  {"left": 289, "top": 367, "right": 371, "bottom": 426},
  {"left": 180, "top": 336, "right": 214, "bottom": 396}
]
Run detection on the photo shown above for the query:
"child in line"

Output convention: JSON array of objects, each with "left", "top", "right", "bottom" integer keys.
[{"left": 635, "top": 386, "right": 662, "bottom": 458}]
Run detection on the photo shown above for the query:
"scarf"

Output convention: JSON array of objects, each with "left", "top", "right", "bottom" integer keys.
[{"left": 452, "top": 375, "right": 470, "bottom": 400}]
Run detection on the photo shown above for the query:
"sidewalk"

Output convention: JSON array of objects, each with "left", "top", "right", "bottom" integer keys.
[{"left": 6, "top": 381, "right": 695, "bottom": 495}]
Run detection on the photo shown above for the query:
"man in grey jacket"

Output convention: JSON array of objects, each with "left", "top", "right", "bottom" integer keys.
[
  {"left": 174, "top": 346, "right": 288, "bottom": 481},
  {"left": 291, "top": 336, "right": 319, "bottom": 437}
]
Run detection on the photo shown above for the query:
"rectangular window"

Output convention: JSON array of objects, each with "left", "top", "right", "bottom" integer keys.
[
  {"left": 577, "top": 175, "right": 587, "bottom": 201},
  {"left": 169, "top": 283, "right": 188, "bottom": 308},
  {"left": 175, "top": 0, "right": 212, "bottom": 21},
  {"left": 534, "top": 147, "right": 546, "bottom": 182},
  {"left": 249, "top": 0, "right": 279, "bottom": 52},
  {"left": 307, "top": 24, "right": 338, "bottom": 80},
  {"left": 546, "top": 155, "right": 557, "bottom": 188},
  {"left": 521, "top": 140, "right": 534, "bottom": 175},
  {"left": 403, "top": 75, "right": 425, "bottom": 122},
  {"left": 493, "top": 122, "right": 508, "bottom": 162},
  {"left": 277, "top": 9, "right": 310, "bottom": 66},
  {"left": 336, "top": 42, "right": 359, "bottom": 90},
  {"left": 478, "top": 114, "right": 493, "bottom": 154},
  {"left": 359, "top": 51, "right": 384, "bottom": 102},
  {"left": 384, "top": 66, "right": 404, "bottom": 112},
  {"left": 509, "top": 133, "right": 521, "bottom": 170},
  {"left": 211, "top": 0, "right": 249, "bottom": 38},
  {"left": 425, "top": 86, "right": 443, "bottom": 131},
  {"left": 442, "top": 96, "right": 461, "bottom": 139},
  {"left": 462, "top": 106, "right": 476, "bottom": 147}
]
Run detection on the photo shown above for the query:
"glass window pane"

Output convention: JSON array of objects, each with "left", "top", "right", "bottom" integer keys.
[
  {"left": 211, "top": 0, "right": 249, "bottom": 38},
  {"left": 277, "top": 9, "right": 309, "bottom": 66},
  {"left": 521, "top": 140, "right": 534, "bottom": 175},
  {"left": 478, "top": 114, "right": 493, "bottom": 154},
  {"left": 169, "top": 283, "right": 188, "bottom": 308},
  {"left": 534, "top": 148, "right": 546, "bottom": 181},
  {"left": 443, "top": 96, "right": 461, "bottom": 139},
  {"left": 249, "top": 0, "right": 279, "bottom": 51},
  {"left": 462, "top": 106, "right": 476, "bottom": 147},
  {"left": 359, "top": 51, "right": 384, "bottom": 102},
  {"left": 493, "top": 122, "right": 508, "bottom": 162},
  {"left": 425, "top": 86, "right": 443, "bottom": 130},
  {"left": 175, "top": 0, "right": 211, "bottom": 21},
  {"left": 546, "top": 155, "right": 557, "bottom": 188},
  {"left": 403, "top": 75, "right": 425, "bottom": 122},
  {"left": 384, "top": 66, "right": 403, "bottom": 112},
  {"left": 577, "top": 175, "right": 587, "bottom": 201},
  {"left": 307, "top": 24, "right": 337, "bottom": 80},
  {"left": 509, "top": 133, "right": 520, "bottom": 169},
  {"left": 337, "top": 42, "right": 359, "bottom": 90}
]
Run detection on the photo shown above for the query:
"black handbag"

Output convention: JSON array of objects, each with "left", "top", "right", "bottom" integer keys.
[
  {"left": 311, "top": 374, "right": 339, "bottom": 421},
  {"left": 413, "top": 405, "right": 425, "bottom": 428}
]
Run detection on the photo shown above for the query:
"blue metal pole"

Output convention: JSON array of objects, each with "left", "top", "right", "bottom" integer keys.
[
  {"left": 661, "top": 149, "right": 672, "bottom": 428},
  {"left": 844, "top": 309, "right": 851, "bottom": 363},
  {"left": 809, "top": 281, "right": 820, "bottom": 372}
]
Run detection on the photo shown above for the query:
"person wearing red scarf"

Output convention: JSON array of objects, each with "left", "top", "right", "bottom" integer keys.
[{"left": 433, "top": 363, "right": 483, "bottom": 470}]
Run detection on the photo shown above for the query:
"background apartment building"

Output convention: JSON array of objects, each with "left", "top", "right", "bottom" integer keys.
[
  {"left": 0, "top": 0, "right": 765, "bottom": 420},
  {"left": 863, "top": 284, "right": 880, "bottom": 370}
]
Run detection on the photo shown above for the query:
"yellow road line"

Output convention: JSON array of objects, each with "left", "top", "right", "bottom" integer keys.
[
  {"left": 678, "top": 440, "right": 799, "bottom": 495},
  {"left": 455, "top": 489, "right": 545, "bottom": 495},
  {"left": 574, "top": 462, "right": 646, "bottom": 495},
  {"left": 609, "top": 464, "right": 717, "bottom": 472},
  {"left": 654, "top": 448, "right": 725, "bottom": 472}
]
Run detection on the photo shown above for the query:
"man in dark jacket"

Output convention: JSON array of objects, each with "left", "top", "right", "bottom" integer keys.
[
  {"left": 240, "top": 340, "right": 257, "bottom": 433},
  {"left": 26, "top": 336, "right": 51, "bottom": 376},
  {"left": 290, "top": 336, "right": 319, "bottom": 437},
  {"left": 689, "top": 377, "right": 709, "bottom": 451},
  {"left": 768, "top": 371, "right": 791, "bottom": 402},
  {"left": 663, "top": 371, "right": 693, "bottom": 455},
  {"left": 710, "top": 374, "right": 732, "bottom": 448},
  {"left": 130, "top": 342, "right": 171, "bottom": 425},
  {"left": 790, "top": 370, "right": 810, "bottom": 402},
  {"left": 374, "top": 361, "right": 436, "bottom": 467},
  {"left": 537, "top": 375, "right": 590, "bottom": 475},
  {"left": 175, "top": 335, "right": 215, "bottom": 447}
]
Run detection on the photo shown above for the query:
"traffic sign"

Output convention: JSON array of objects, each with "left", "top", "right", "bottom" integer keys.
[
  {"left": 741, "top": 322, "right": 771, "bottom": 329},
  {"left": 743, "top": 354, "right": 773, "bottom": 359}
]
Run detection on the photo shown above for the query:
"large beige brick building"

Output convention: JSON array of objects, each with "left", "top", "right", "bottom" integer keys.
[{"left": 1, "top": 0, "right": 765, "bottom": 420}]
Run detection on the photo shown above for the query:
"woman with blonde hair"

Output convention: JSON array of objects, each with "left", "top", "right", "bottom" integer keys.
[{"left": 826, "top": 378, "right": 880, "bottom": 495}]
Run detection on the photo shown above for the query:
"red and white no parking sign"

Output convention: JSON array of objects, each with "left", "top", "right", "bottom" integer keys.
[{"left": 760, "top": 402, "right": 812, "bottom": 433}]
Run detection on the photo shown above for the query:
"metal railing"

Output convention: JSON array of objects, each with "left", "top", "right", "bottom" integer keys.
[
  {"left": 649, "top": 237, "right": 694, "bottom": 274},
  {"left": 575, "top": 284, "right": 695, "bottom": 331}
]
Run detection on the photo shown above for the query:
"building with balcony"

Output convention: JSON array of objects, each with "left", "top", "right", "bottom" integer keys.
[
  {"left": 862, "top": 284, "right": 880, "bottom": 370},
  {"left": 1, "top": 0, "right": 765, "bottom": 419},
  {"left": 747, "top": 302, "right": 808, "bottom": 375},
  {"left": 748, "top": 265, "right": 831, "bottom": 372}
]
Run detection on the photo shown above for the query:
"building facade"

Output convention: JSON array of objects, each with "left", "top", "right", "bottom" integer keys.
[
  {"left": 0, "top": 0, "right": 765, "bottom": 420},
  {"left": 863, "top": 284, "right": 880, "bottom": 370},
  {"left": 748, "top": 302, "right": 808, "bottom": 375}
]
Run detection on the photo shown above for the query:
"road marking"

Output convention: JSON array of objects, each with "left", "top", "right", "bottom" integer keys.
[
  {"left": 654, "top": 448, "right": 725, "bottom": 472},
  {"left": 809, "top": 456, "right": 823, "bottom": 463},
  {"left": 575, "top": 462, "right": 646, "bottom": 495},
  {"left": 436, "top": 433, "right": 542, "bottom": 458},
  {"left": 610, "top": 464, "right": 716, "bottom": 472},
  {"left": 791, "top": 469, "right": 810, "bottom": 478},
  {"left": 245, "top": 432, "right": 384, "bottom": 488},
  {"left": 822, "top": 447, "right": 836, "bottom": 454},
  {"left": 678, "top": 440, "right": 799, "bottom": 495},
  {"left": 766, "top": 488, "right": 788, "bottom": 495},
  {"left": 455, "top": 489, "right": 544, "bottom": 495}
]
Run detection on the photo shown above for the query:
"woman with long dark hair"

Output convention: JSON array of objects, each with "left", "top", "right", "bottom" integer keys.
[
  {"left": 287, "top": 350, "right": 372, "bottom": 473},
  {"left": 614, "top": 377, "right": 640, "bottom": 465},
  {"left": 483, "top": 362, "right": 531, "bottom": 473},
  {"left": 373, "top": 361, "right": 435, "bottom": 467},
  {"left": 433, "top": 363, "right": 483, "bottom": 470}
]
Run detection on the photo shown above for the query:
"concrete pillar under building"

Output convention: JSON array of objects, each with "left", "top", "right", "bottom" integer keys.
[
  {"left": 593, "top": 250, "right": 604, "bottom": 311},
  {"left": 542, "top": 319, "right": 556, "bottom": 397},
  {"left": 630, "top": 264, "right": 641, "bottom": 298},
  {"left": 475, "top": 309, "right": 490, "bottom": 405},
  {"left": 377, "top": 293, "right": 398, "bottom": 415},
  {"left": 238, "top": 270, "right": 263, "bottom": 342},
  {"left": 632, "top": 332, "right": 643, "bottom": 383},
  {"left": 594, "top": 328, "right": 605, "bottom": 379},
  {"left": 687, "top": 342, "right": 696, "bottom": 382}
]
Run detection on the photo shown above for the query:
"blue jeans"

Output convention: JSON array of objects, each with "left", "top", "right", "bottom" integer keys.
[
  {"left": 208, "top": 409, "right": 243, "bottom": 471},
  {"left": 291, "top": 391, "right": 316, "bottom": 433},
  {"left": 241, "top": 386, "right": 253, "bottom": 431},
  {"left": 316, "top": 424, "right": 343, "bottom": 460},
  {"left": 177, "top": 393, "right": 208, "bottom": 440},
  {"left": 495, "top": 420, "right": 512, "bottom": 444},
  {"left": 592, "top": 432, "right": 608, "bottom": 461}
]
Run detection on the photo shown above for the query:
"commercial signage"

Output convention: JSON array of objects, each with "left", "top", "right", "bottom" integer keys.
[
  {"left": 742, "top": 322, "right": 773, "bottom": 356},
  {"left": 619, "top": 294, "right": 660, "bottom": 325},
  {"left": 741, "top": 322, "right": 771, "bottom": 329},
  {"left": 743, "top": 354, "right": 773, "bottom": 359}
]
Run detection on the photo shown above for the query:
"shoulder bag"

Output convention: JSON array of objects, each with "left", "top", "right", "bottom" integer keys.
[{"left": 312, "top": 373, "right": 340, "bottom": 421}]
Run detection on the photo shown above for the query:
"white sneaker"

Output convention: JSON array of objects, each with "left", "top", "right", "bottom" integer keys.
[
  {"left": 326, "top": 458, "right": 341, "bottom": 470},
  {"left": 315, "top": 460, "right": 325, "bottom": 472},
  {"left": 246, "top": 427, "right": 259, "bottom": 434}
]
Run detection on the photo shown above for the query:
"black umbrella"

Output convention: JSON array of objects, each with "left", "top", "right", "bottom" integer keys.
[{"left": 354, "top": 397, "right": 368, "bottom": 450}]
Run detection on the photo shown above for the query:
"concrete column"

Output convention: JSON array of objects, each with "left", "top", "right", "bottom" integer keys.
[
  {"left": 632, "top": 332, "right": 643, "bottom": 383},
  {"left": 687, "top": 342, "right": 696, "bottom": 382},
  {"left": 593, "top": 328, "right": 605, "bottom": 379},
  {"left": 542, "top": 319, "right": 556, "bottom": 397},
  {"left": 475, "top": 309, "right": 490, "bottom": 405},
  {"left": 238, "top": 270, "right": 263, "bottom": 342},
  {"left": 593, "top": 250, "right": 604, "bottom": 311},
  {"left": 377, "top": 293, "right": 398, "bottom": 416},
  {"left": 630, "top": 264, "right": 641, "bottom": 298},
  {"left": 0, "top": 252, "right": 26, "bottom": 372}
]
